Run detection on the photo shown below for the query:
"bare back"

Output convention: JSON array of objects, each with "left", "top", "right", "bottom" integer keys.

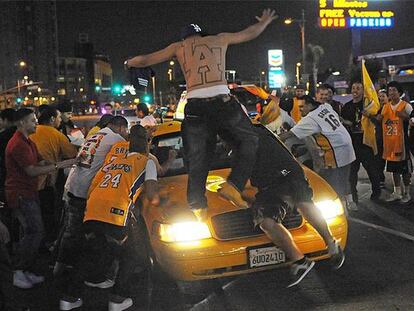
[{"left": 175, "top": 35, "right": 228, "bottom": 92}]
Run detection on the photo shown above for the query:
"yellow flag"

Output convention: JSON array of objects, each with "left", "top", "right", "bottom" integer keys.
[
  {"left": 260, "top": 95, "right": 281, "bottom": 125},
  {"left": 361, "top": 59, "right": 380, "bottom": 154}
]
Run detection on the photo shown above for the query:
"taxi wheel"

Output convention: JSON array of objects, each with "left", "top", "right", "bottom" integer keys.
[{"left": 139, "top": 218, "right": 182, "bottom": 310}]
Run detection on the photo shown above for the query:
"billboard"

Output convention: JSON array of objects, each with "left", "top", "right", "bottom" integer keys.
[{"left": 318, "top": 0, "right": 394, "bottom": 29}]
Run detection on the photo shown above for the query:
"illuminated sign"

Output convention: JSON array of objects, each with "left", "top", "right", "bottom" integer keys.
[
  {"left": 268, "top": 67, "right": 285, "bottom": 89},
  {"left": 268, "top": 50, "right": 284, "bottom": 67},
  {"left": 268, "top": 50, "right": 285, "bottom": 89},
  {"left": 318, "top": 0, "right": 394, "bottom": 29}
]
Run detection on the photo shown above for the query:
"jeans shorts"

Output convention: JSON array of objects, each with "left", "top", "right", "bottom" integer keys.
[
  {"left": 252, "top": 173, "right": 313, "bottom": 226},
  {"left": 318, "top": 164, "right": 351, "bottom": 196}
]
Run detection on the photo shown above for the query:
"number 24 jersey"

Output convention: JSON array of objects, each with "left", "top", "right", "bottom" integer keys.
[{"left": 84, "top": 152, "right": 156, "bottom": 227}]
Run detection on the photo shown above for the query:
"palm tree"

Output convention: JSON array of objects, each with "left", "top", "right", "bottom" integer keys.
[{"left": 306, "top": 44, "right": 325, "bottom": 94}]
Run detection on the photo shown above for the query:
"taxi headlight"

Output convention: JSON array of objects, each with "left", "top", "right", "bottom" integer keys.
[
  {"left": 315, "top": 199, "right": 344, "bottom": 220},
  {"left": 156, "top": 221, "right": 212, "bottom": 242}
]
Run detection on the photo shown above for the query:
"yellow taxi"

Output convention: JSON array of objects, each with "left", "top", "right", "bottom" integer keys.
[{"left": 139, "top": 119, "right": 348, "bottom": 282}]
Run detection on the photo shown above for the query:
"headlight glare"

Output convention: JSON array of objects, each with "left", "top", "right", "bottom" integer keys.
[
  {"left": 315, "top": 199, "right": 344, "bottom": 220},
  {"left": 157, "top": 221, "right": 212, "bottom": 242}
]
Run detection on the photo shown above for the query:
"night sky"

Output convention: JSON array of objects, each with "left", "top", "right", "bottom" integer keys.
[{"left": 56, "top": 0, "right": 414, "bottom": 84}]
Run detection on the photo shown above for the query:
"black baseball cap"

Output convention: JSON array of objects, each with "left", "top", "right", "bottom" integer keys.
[{"left": 180, "top": 23, "right": 203, "bottom": 40}]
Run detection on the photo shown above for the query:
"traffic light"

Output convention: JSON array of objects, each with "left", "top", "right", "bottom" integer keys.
[
  {"left": 95, "top": 85, "right": 101, "bottom": 92},
  {"left": 16, "top": 97, "right": 22, "bottom": 103},
  {"left": 112, "top": 84, "right": 122, "bottom": 95},
  {"left": 142, "top": 94, "right": 152, "bottom": 103}
]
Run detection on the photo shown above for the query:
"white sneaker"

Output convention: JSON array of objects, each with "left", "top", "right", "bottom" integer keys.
[
  {"left": 385, "top": 192, "right": 402, "bottom": 202},
  {"left": 24, "top": 271, "right": 45, "bottom": 284},
  {"left": 108, "top": 297, "right": 133, "bottom": 311},
  {"left": 287, "top": 258, "right": 315, "bottom": 288},
  {"left": 13, "top": 270, "right": 33, "bottom": 289},
  {"left": 346, "top": 201, "right": 358, "bottom": 211},
  {"left": 84, "top": 279, "right": 115, "bottom": 289},
  {"left": 401, "top": 193, "right": 411, "bottom": 203},
  {"left": 59, "top": 296, "right": 83, "bottom": 310}
]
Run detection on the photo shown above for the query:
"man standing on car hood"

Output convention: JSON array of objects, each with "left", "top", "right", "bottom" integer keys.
[{"left": 125, "top": 9, "right": 277, "bottom": 221}]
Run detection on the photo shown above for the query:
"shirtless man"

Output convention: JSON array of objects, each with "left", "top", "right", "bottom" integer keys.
[{"left": 125, "top": 9, "right": 277, "bottom": 221}]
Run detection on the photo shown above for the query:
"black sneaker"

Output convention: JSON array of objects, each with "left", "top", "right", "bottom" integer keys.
[
  {"left": 287, "top": 257, "right": 315, "bottom": 288},
  {"left": 328, "top": 240, "right": 345, "bottom": 270}
]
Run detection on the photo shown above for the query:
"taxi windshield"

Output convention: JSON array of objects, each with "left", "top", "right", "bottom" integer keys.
[{"left": 150, "top": 133, "right": 231, "bottom": 177}]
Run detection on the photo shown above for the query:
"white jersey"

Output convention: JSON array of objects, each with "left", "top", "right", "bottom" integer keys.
[
  {"left": 139, "top": 115, "right": 157, "bottom": 127},
  {"left": 65, "top": 127, "right": 125, "bottom": 199},
  {"left": 264, "top": 109, "right": 296, "bottom": 135},
  {"left": 290, "top": 104, "right": 355, "bottom": 169}
]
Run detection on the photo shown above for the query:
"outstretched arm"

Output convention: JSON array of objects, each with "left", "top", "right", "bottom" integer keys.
[
  {"left": 126, "top": 42, "right": 178, "bottom": 68},
  {"left": 278, "top": 131, "right": 295, "bottom": 142},
  {"left": 219, "top": 9, "right": 278, "bottom": 45}
]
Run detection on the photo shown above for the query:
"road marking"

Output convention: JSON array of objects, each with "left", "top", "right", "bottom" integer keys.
[
  {"left": 359, "top": 200, "right": 414, "bottom": 236},
  {"left": 349, "top": 217, "right": 414, "bottom": 242}
]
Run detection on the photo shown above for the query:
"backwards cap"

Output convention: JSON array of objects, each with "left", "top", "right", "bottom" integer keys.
[{"left": 180, "top": 24, "right": 203, "bottom": 40}]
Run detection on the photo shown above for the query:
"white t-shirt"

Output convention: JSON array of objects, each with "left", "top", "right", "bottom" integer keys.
[
  {"left": 139, "top": 115, "right": 157, "bottom": 127},
  {"left": 144, "top": 159, "right": 157, "bottom": 181},
  {"left": 187, "top": 85, "right": 230, "bottom": 99},
  {"left": 290, "top": 104, "right": 356, "bottom": 168},
  {"left": 65, "top": 127, "right": 125, "bottom": 199},
  {"left": 265, "top": 110, "right": 296, "bottom": 135}
]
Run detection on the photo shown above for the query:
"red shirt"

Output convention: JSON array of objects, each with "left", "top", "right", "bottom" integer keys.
[{"left": 5, "top": 131, "right": 41, "bottom": 208}]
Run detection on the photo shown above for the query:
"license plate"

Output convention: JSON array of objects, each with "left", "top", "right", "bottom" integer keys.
[{"left": 248, "top": 245, "right": 286, "bottom": 268}]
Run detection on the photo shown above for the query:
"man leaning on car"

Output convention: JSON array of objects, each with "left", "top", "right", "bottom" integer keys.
[{"left": 249, "top": 126, "right": 345, "bottom": 287}]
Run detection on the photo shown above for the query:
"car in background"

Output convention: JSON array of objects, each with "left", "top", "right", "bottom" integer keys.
[
  {"left": 113, "top": 108, "right": 139, "bottom": 129},
  {"left": 138, "top": 120, "right": 348, "bottom": 292}
]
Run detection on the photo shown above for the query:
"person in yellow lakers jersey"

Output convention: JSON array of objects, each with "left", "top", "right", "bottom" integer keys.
[
  {"left": 378, "top": 82, "right": 413, "bottom": 203},
  {"left": 291, "top": 84, "right": 306, "bottom": 123},
  {"left": 58, "top": 125, "right": 158, "bottom": 311}
]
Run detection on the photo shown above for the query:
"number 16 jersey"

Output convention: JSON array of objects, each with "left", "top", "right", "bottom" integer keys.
[{"left": 291, "top": 104, "right": 355, "bottom": 169}]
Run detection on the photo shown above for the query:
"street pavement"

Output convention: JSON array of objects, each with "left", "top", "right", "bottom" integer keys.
[{"left": 3, "top": 170, "right": 414, "bottom": 311}]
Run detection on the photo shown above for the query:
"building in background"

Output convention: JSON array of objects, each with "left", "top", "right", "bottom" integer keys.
[
  {"left": 94, "top": 54, "right": 113, "bottom": 103},
  {"left": 56, "top": 57, "right": 88, "bottom": 102},
  {"left": 0, "top": 1, "right": 59, "bottom": 94}
]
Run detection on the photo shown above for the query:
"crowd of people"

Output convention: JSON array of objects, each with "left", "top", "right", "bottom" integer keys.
[
  {"left": 0, "top": 7, "right": 412, "bottom": 311},
  {"left": 0, "top": 100, "right": 172, "bottom": 310},
  {"left": 272, "top": 81, "right": 413, "bottom": 212}
]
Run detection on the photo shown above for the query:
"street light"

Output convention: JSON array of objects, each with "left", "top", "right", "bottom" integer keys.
[
  {"left": 152, "top": 76, "right": 156, "bottom": 105},
  {"left": 285, "top": 9, "right": 306, "bottom": 78},
  {"left": 296, "top": 63, "right": 301, "bottom": 85},
  {"left": 16, "top": 60, "right": 27, "bottom": 98},
  {"left": 260, "top": 71, "right": 266, "bottom": 88}
]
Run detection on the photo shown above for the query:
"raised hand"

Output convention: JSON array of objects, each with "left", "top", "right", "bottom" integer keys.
[{"left": 256, "top": 9, "right": 278, "bottom": 25}]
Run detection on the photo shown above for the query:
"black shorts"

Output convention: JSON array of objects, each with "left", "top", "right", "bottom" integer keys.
[
  {"left": 252, "top": 173, "right": 313, "bottom": 226},
  {"left": 386, "top": 159, "right": 413, "bottom": 174}
]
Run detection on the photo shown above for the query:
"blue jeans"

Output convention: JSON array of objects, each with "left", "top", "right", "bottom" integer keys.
[
  {"left": 181, "top": 95, "right": 258, "bottom": 209},
  {"left": 13, "top": 197, "right": 44, "bottom": 270}
]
